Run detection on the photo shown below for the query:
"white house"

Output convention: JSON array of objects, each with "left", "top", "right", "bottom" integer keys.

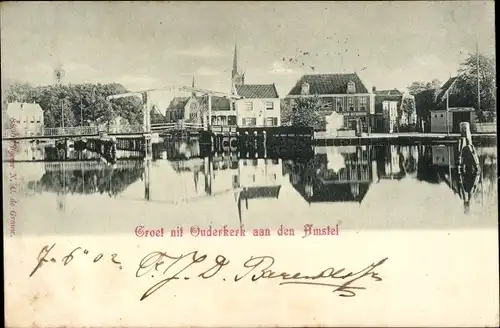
[
  {"left": 5, "top": 102, "right": 44, "bottom": 136},
  {"left": 382, "top": 100, "right": 398, "bottom": 133},
  {"left": 233, "top": 84, "right": 280, "bottom": 127}
]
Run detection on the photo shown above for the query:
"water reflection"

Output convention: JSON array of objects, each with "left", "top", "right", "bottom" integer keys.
[{"left": 3, "top": 138, "right": 497, "bottom": 232}]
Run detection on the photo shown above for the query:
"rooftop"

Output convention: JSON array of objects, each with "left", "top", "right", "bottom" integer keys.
[
  {"left": 240, "top": 186, "right": 281, "bottom": 199},
  {"left": 436, "top": 76, "right": 458, "bottom": 101},
  {"left": 6, "top": 102, "right": 43, "bottom": 116},
  {"left": 235, "top": 84, "right": 279, "bottom": 99},
  {"left": 287, "top": 73, "right": 369, "bottom": 96},
  {"left": 166, "top": 97, "right": 190, "bottom": 111}
]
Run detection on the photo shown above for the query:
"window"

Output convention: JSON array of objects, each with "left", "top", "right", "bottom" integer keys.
[
  {"left": 265, "top": 101, "right": 274, "bottom": 110},
  {"left": 228, "top": 115, "right": 237, "bottom": 125},
  {"left": 244, "top": 102, "right": 253, "bottom": 111},
  {"left": 360, "top": 97, "right": 366, "bottom": 111},
  {"left": 348, "top": 97, "right": 354, "bottom": 111},
  {"left": 337, "top": 101, "right": 343, "bottom": 111},
  {"left": 31, "top": 116, "right": 35, "bottom": 123},
  {"left": 242, "top": 117, "right": 257, "bottom": 126},
  {"left": 265, "top": 117, "right": 276, "bottom": 126}
]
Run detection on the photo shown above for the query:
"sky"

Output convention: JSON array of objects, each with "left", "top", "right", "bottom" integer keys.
[{"left": 1, "top": 1, "right": 495, "bottom": 110}]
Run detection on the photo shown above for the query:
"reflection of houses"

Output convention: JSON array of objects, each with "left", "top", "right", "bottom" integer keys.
[
  {"left": 286, "top": 146, "right": 373, "bottom": 203},
  {"left": 234, "top": 158, "right": 285, "bottom": 222},
  {"left": 373, "top": 88, "right": 417, "bottom": 133},
  {"left": 6, "top": 102, "right": 44, "bottom": 136},
  {"left": 431, "top": 145, "right": 457, "bottom": 168},
  {"left": 284, "top": 73, "right": 373, "bottom": 132}
]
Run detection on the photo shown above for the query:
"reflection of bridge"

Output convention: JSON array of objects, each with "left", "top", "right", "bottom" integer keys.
[{"left": 44, "top": 160, "right": 144, "bottom": 172}]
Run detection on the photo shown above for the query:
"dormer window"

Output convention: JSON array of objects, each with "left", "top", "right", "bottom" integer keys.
[
  {"left": 301, "top": 82, "right": 310, "bottom": 95},
  {"left": 347, "top": 81, "right": 356, "bottom": 94}
]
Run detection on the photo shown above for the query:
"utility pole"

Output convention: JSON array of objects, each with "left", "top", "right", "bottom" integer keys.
[
  {"left": 446, "top": 89, "right": 449, "bottom": 135},
  {"left": 61, "top": 99, "right": 65, "bottom": 129},
  {"left": 80, "top": 98, "right": 84, "bottom": 127},
  {"left": 476, "top": 43, "right": 481, "bottom": 111}
]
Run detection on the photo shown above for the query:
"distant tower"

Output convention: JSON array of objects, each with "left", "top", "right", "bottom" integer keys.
[
  {"left": 191, "top": 74, "right": 196, "bottom": 97},
  {"left": 54, "top": 64, "right": 66, "bottom": 85},
  {"left": 231, "top": 43, "right": 245, "bottom": 93}
]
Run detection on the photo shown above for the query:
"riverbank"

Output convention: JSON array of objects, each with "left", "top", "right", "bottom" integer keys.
[{"left": 313, "top": 132, "right": 497, "bottom": 146}]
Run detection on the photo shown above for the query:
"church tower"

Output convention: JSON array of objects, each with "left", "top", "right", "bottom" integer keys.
[{"left": 231, "top": 43, "right": 245, "bottom": 93}]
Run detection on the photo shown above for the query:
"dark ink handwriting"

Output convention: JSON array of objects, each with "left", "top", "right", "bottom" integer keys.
[
  {"left": 136, "top": 251, "right": 387, "bottom": 301},
  {"left": 29, "top": 243, "right": 56, "bottom": 277},
  {"left": 137, "top": 251, "right": 232, "bottom": 301},
  {"left": 235, "top": 256, "right": 387, "bottom": 297},
  {"left": 29, "top": 244, "right": 123, "bottom": 277}
]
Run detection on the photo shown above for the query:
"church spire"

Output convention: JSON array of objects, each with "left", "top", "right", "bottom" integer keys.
[
  {"left": 232, "top": 43, "right": 238, "bottom": 79},
  {"left": 191, "top": 74, "right": 196, "bottom": 97},
  {"left": 231, "top": 42, "right": 244, "bottom": 93}
]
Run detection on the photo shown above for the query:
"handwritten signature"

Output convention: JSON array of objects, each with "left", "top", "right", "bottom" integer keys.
[
  {"left": 136, "top": 251, "right": 388, "bottom": 301},
  {"left": 29, "top": 245, "right": 387, "bottom": 301}
]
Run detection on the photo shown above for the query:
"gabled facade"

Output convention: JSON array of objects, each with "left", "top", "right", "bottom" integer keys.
[
  {"left": 415, "top": 76, "right": 478, "bottom": 132},
  {"left": 284, "top": 73, "right": 373, "bottom": 132},
  {"left": 373, "top": 88, "right": 417, "bottom": 132},
  {"left": 6, "top": 102, "right": 44, "bottom": 136},
  {"left": 234, "top": 84, "right": 280, "bottom": 127}
]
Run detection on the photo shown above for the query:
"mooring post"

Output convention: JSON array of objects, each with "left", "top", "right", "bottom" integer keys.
[{"left": 460, "top": 122, "right": 472, "bottom": 146}]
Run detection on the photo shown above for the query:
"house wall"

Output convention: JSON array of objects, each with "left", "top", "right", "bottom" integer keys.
[
  {"left": 383, "top": 101, "right": 398, "bottom": 133},
  {"left": 285, "top": 94, "right": 372, "bottom": 132},
  {"left": 235, "top": 98, "right": 280, "bottom": 127},
  {"left": 430, "top": 110, "right": 453, "bottom": 133},
  {"left": 430, "top": 110, "right": 476, "bottom": 133},
  {"left": 239, "top": 159, "right": 284, "bottom": 186},
  {"left": 7, "top": 104, "right": 44, "bottom": 136}
]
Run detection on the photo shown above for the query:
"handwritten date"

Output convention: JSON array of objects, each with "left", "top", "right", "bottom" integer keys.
[{"left": 29, "top": 243, "right": 123, "bottom": 278}]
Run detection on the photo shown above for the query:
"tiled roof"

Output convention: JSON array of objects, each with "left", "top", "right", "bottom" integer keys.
[
  {"left": 241, "top": 186, "right": 281, "bottom": 199},
  {"left": 374, "top": 90, "right": 404, "bottom": 114},
  {"left": 210, "top": 96, "right": 231, "bottom": 110},
  {"left": 166, "top": 97, "right": 190, "bottom": 111},
  {"left": 291, "top": 181, "right": 370, "bottom": 203},
  {"left": 374, "top": 89, "right": 403, "bottom": 96},
  {"left": 436, "top": 77, "right": 458, "bottom": 101},
  {"left": 287, "top": 73, "right": 369, "bottom": 96},
  {"left": 235, "top": 84, "right": 279, "bottom": 99},
  {"left": 6, "top": 102, "right": 43, "bottom": 116}
]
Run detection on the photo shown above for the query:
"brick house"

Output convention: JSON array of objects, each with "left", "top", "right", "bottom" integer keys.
[
  {"left": 373, "top": 88, "right": 417, "bottom": 132},
  {"left": 284, "top": 73, "right": 374, "bottom": 132},
  {"left": 233, "top": 84, "right": 280, "bottom": 127}
]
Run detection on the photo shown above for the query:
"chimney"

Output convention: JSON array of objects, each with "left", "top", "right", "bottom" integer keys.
[
  {"left": 301, "top": 82, "right": 310, "bottom": 95},
  {"left": 372, "top": 86, "right": 376, "bottom": 93}
]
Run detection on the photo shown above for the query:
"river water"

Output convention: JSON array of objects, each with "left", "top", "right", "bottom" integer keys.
[{"left": 2, "top": 138, "right": 497, "bottom": 235}]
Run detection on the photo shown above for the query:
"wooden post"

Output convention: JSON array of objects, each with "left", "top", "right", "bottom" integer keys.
[
  {"left": 208, "top": 95, "right": 212, "bottom": 132},
  {"left": 460, "top": 122, "right": 472, "bottom": 146}
]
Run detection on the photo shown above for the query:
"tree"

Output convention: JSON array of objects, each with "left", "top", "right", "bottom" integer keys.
[
  {"left": 407, "top": 79, "right": 441, "bottom": 96},
  {"left": 2, "top": 82, "right": 143, "bottom": 128},
  {"left": 280, "top": 99, "right": 293, "bottom": 126},
  {"left": 289, "top": 96, "right": 326, "bottom": 130},
  {"left": 454, "top": 53, "right": 496, "bottom": 122}
]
